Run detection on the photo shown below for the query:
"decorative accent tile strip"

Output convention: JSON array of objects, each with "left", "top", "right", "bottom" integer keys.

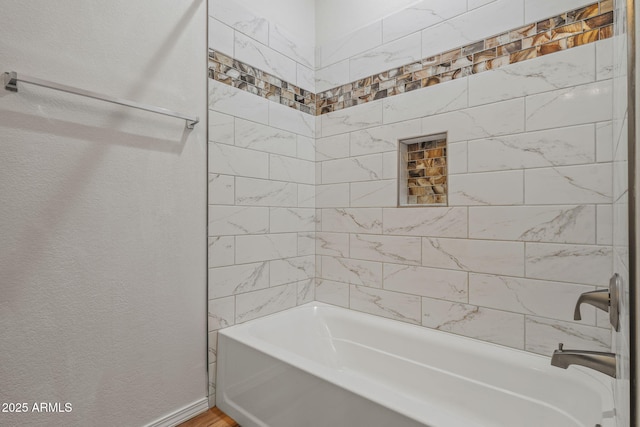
[
  {"left": 208, "top": 0, "right": 613, "bottom": 117},
  {"left": 316, "top": 0, "right": 612, "bottom": 115},
  {"left": 208, "top": 50, "right": 317, "bottom": 115}
]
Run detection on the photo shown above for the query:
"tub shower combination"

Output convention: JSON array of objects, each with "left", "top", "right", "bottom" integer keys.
[{"left": 217, "top": 302, "right": 616, "bottom": 427}]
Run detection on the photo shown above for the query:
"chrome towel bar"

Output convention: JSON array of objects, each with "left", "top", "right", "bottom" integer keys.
[{"left": 2, "top": 71, "right": 199, "bottom": 129}]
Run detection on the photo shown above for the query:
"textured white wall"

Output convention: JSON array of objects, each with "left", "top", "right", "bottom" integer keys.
[{"left": 0, "top": 1, "right": 208, "bottom": 426}]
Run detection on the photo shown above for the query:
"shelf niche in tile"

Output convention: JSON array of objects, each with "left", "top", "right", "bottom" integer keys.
[{"left": 399, "top": 133, "right": 448, "bottom": 206}]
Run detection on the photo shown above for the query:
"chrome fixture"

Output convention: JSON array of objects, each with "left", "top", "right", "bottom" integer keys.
[
  {"left": 2, "top": 71, "right": 199, "bottom": 129},
  {"left": 551, "top": 343, "right": 616, "bottom": 378},
  {"left": 573, "top": 273, "right": 620, "bottom": 332}
]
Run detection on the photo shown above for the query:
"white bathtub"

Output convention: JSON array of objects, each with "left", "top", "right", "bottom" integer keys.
[{"left": 217, "top": 302, "right": 615, "bottom": 427}]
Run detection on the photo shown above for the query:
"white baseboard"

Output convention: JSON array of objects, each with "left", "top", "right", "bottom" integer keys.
[{"left": 144, "top": 397, "right": 209, "bottom": 427}]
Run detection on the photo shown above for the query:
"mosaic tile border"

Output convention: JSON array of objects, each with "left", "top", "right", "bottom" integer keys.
[
  {"left": 208, "top": 0, "right": 613, "bottom": 117},
  {"left": 208, "top": 51, "right": 317, "bottom": 115}
]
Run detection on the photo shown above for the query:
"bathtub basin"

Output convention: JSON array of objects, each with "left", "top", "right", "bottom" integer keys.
[{"left": 217, "top": 302, "right": 615, "bottom": 427}]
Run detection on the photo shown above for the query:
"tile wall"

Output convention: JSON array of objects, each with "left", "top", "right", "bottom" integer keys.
[
  {"left": 208, "top": 0, "right": 617, "bottom": 407},
  {"left": 314, "top": 0, "right": 614, "bottom": 355},
  {"left": 207, "top": 0, "right": 316, "bottom": 406}
]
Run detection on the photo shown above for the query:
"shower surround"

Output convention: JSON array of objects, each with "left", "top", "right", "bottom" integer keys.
[{"left": 207, "top": 0, "right": 616, "bottom": 407}]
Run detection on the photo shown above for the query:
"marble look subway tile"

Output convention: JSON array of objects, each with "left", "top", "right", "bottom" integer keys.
[
  {"left": 208, "top": 363, "right": 216, "bottom": 406},
  {"left": 422, "top": 298, "right": 525, "bottom": 348},
  {"left": 269, "top": 100, "right": 315, "bottom": 137},
  {"left": 208, "top": 296, "right": 235, "bottom": 331},
  {"left": 596, "top": 38, "right": 614, "bottom": 80},
  {"left": 524, "top": 0, "right": 598, "bottom": 23},
  {"left": 209, "top": 142, "right": 269, "bottom": 179},
  {"left": 321, "top": 256, "right": 383, "bottom": 288},
  {"left": 524, "top": 316, "right": 611, "bottom": 355},
  {"left": 350, "top": 33, "right": 422, "bottom": 82},
  {"left": 383, "top": 207, "right": 467, "bottom": 238},
  {"left": 208, "top": 330, "right": 218, "bottom": 363},
  {"left": 208, "top": 205, "right": 269, "bottom": 236},
  {"left": 297, "top": 279, "right": 315, "bottom": 304},
  {"left": 270, "top": 208, "right": 316, "bottom": 233},
  {"left": 297, "top": 135, "right": 316, "bottom": 161},
  {"left": 597, "top": 205, "right": 613, "bottom": 245},
  {"left": 296, "top": 63, "right": 316, "bottom": 93},
  {"left": 209, "top": 262, "right": 270, "bottom": 299},
  {"left": 208, "top": 174, "right": 235, "bottom": 205},
  {"left": 235, "top": 233, "right": 298, "bottom": 264},
  {"left": 350, "top": 234, "right": 422, "bottom": 265},
  {"left": 297, "top": 184, "right": 315, "bottom": 208},
  {"left": 316, "top": 163, "right": 323, "bottom": 192},
  {"left": 449, "top": 170, "right": 524, "bottom": 206},
  {"left": 208, "top": 110, "right": 234, "bottom": 144},
  {"left": 525, "top": 242, "right": 613, "bottom": 285},
  {"left": 422, "top": 238, "right": 525, "bottom": 276},
  {"left": 525, "top": 163, "right": 612, "bottom": 205},
  {"left": 316, "top": 232, "right": 350, "bottom": 257},
  {"left": 234, "top": 118, "right": 297, "bottom": 156},
  {"left": 319, "top": 22, "right": 382, "bottom": 68},
  {"left": 269, "top": 23, "right": 315, "bottom": 69},
  {"left": 235, "top": 283, "right": 297, "bottom": 323},
  {"left": 235, "top": 32, "right": 296, "bottom": 84},
  {"left": 469, "top": 273, "right": 597, "bottom": 323},
  {"left": 270, "top": 155, "right": 315, "bottom": 185},
  {"left": 382, "top": 152, "right": 397, "bottom": 180},
  {"left": 469, "top": 43, "right": 596, "bottom": 106},
  {"left": 321, "top": 154, "right": 383, "bottom": 184},
  {"left": 383, "top": 263, "right": 468, "bottom": 302},
  {"left": 316, "top": 255, "right": 323, "bottom": 278},
  {"left": 350, "top": 120, "right": 422, "bottom": 156},
  {"left": 421, "top": 98, "right": 525, "bottom": 143},
  {"left": 209, "top": 0, "right": 269, "bottom": 45},
  {"left": 383, "top": 0, "right": 466, "bottom": 44},
  {"left": 208, "top": 17, "right": 234, "bottom": 56},
  {"left": 421, "top": 0, "right": 524, "bottom": 59},
  {"left": 315, "top": 183, "right": 350, "bottom": 208},
  {"left": 316, "top": 279, "right": 350, "bottom": 307},
  {"left": 468, "top": 0, "right": 497, "bottom": 10},
  {"left": 316, "top": 134, "right": 350, "bottom": 161},
  {"left": 467, "top": 125, "right": 595, "bottom": 172},
  {"left": 298, "top": 232, "right": 316, "bottom": 257},
  {"left": 596, "top": 121, "right": 613, "bottom": 162},
  {"left": 383, "top": 78, "right": 468, "bottom": 124},
  {"left": 350, "top": 180, "right": 397, "bottom": 207},
  {"left": 447, "top": 142, "right": 468, "bottom": 174},
  {"left": 208, "top": 236, "right": 235, "bottom": 268},
  {"left": 235, "top": 177, "right": 297, "bottom": 207},
  {"left": 322, "top": 101, "right": 384, "bottom": 137},
  {"left": 321, "top": 208, "right": 383, "bottom": 233},
  {"left": 469, "top": 205, "right": 596, "bottom": 244},
  {"left": 526, "top": 80, "right": 613, "bottom": 131},
  {"left": 209, "top": 79, "right": 269, "bottom": 124},
  {"left": 270, "top": 256, "right": 315, "bottom": 287},
  {"left": 351, "top": 285, "right": 422, "bottom": 324},
  {"left": 315, "top": 60, "right": 350, "bottom": 93}
]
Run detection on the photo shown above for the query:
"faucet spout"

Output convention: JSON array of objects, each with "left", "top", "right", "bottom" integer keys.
[
  {"left": 550, "top": 343, "right": 616, "bottom": 378},
  {"left": 573, "top": 289, "right": 609, "bottom": 321}
]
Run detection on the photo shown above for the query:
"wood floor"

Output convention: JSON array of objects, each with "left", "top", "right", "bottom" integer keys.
[{"left": 178, "top": 407, "right": 240, "bottom": 427}]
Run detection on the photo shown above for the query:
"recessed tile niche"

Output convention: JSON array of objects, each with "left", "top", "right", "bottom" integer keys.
[{"left": 399, "top": 133, "right": 448, "bottom": 206}]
